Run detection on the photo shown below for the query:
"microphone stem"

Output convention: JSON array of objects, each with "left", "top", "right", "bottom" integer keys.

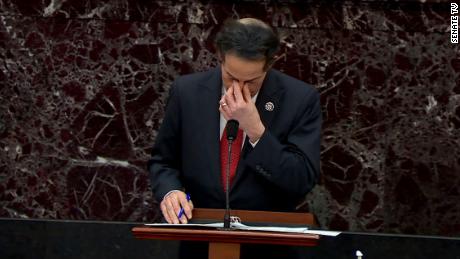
[{"left": 224, "top": 139, "right": 233, "bottom": 229}]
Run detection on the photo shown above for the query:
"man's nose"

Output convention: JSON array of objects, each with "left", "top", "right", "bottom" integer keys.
[{"left": 233, "top": 80, "right": 244, "bottom": 87}]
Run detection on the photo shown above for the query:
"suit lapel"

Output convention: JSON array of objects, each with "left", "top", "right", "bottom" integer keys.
[
  {"left": 253, "top": 70, "right": 281, "bottom": 136},
  {"left": 231, "top": 69, "right": 284, "bottom": 192},
  {"left": 199, "top": 68, "right": 224, "bottom": 196}
]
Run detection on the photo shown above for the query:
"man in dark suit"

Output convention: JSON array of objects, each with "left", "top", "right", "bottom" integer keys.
[{"left": 148, "top": 18, "right": 322, "bottom": 258}]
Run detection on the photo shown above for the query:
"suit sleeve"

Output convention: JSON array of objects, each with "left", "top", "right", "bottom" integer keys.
[
  {"left": 244, "top": 89, "right": 322, "bottom": 197},
  {"left": 148, "top": 81, "right": 183, "bottom": 201}
]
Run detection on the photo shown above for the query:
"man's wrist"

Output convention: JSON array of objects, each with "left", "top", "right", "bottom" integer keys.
[
  {"left": 163, "top": 190, "right": 181, "bottom": 200},
  {"left": 248, "top": 122, "right": 265, "bottom": 143}
]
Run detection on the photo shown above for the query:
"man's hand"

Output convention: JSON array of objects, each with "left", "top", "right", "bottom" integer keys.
[
  {"left": 160, "top": 190, "right": 193, "bottom": 224},
  {"left": 219, "top": 81, "right": 265, "bottom": 142}
]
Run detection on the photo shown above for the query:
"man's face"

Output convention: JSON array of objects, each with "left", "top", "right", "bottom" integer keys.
[{"left": 221, "top": 53, "right": 267, "bottom": 97}]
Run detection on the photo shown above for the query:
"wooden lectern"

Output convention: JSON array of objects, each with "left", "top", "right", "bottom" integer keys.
[{"left": 132, "top": 208, "right": 319, "bottom": 259}]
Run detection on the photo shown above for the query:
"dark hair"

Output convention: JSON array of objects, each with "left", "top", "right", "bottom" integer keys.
[{"left": 214, "top": 18, "right": 280, "bottom": 69}]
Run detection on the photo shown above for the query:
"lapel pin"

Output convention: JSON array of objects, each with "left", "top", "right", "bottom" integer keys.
[{"left": 265, "top": 102, "right": 274, "bottom": 111}]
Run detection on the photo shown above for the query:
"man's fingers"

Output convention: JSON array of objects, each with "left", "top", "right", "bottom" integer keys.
[
  {"left": 223, "top": 95, "right": 234, "bottom": 111},
  {"left": 225, "top": 85, "right": 237, "bottom": 109},
  {"left": 242, "top": 84, "right": 252, "bottom": 102},
  {"left": 232, "top": 81, "right": 244, "bottom": 103},
  {"left": 175, "top": 193, "right": 188, "bottom": 224},
  {"left": 220, "top": 93, "right": 233, "bottom": 117},
  {"left": 220, "top": 92, "right": 233, "bottom": 112},
  {"left": 160, "top": 201, "right": 172, "bottom": 223},
  {"left": 178, "top": 195, "right": 193, "bottom": 220},
  {"left": 164, "top": 198, "right": 180, "bottom": 224},
  {"left": 219, "top": 94, "right": 227, "bottom": 105},
  {"left": 165, "top": 199, "right": 179, "bottom": 224},
  {"left": 227, "top": 83, "right": 234, "bottom": 96},
  {"left": 170, "top": 194, "right": 183, "bottom": 218}
]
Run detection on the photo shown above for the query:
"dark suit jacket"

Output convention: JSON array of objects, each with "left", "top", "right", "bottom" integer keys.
[{"left": 149, "top": 67, "right": 322, "bottom": 212}]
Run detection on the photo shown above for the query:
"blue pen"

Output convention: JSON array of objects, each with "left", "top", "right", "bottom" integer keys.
[{"left": 177, "top": 193, "right": 191, "bottom": 219}]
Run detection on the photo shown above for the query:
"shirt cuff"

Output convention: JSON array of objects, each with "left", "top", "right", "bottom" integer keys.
[{"left": 249, "top": 138, "right": 260, "bottom": 147}]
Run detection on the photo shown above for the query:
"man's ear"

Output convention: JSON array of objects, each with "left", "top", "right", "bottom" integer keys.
[
  {"left": 217, "top": 51, "right": 225, "bottom": 63},
  {"left": 264, "top": 54, "right": 285, "bottom": 70}
]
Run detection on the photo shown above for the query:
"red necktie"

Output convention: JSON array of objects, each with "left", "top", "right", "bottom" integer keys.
[{"left": 220, "top": 126, "right": 244, "bottom": 192}]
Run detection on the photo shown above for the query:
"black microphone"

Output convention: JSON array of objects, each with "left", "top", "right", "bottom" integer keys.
[
  {"left": 226, "top": 119, "right": 239, "bottom": 141},
  {"left": 224, "top": 119, "right": 239, "bottom": 229}
]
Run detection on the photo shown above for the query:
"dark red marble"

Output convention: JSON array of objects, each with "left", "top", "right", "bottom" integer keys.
[{"left": 0, "top": 0, "right": 459, "bottom": 237}]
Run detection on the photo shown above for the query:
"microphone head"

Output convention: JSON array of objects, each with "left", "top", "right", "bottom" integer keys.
[{"left": 226, "top": 120, "right": 239, "bottom": 141}]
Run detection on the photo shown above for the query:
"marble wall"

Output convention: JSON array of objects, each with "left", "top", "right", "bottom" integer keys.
[{"left": 0, "top": 0, "right": 459, "bottom": 236}]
